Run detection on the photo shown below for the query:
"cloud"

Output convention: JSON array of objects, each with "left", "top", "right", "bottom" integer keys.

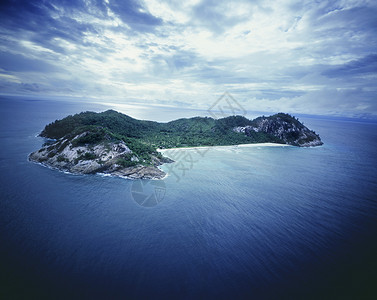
[
  {"left": 0, "top": 0, "right": 376, "bottom": 118},
  {"left": 323, "top": 54, "right": 377, "bottom": 77},
  {"left": 108, "top": 0, "right": 162, "bottom": 31},
  {"left": 0, "top": 51, "right": 60, "bottom": 73},
  {"left": 190, "top": 0, "right": 258, "bottom": 34}
]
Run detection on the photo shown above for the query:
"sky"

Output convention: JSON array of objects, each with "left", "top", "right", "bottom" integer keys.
[{"left": 0, "top": 0, "right": 376, "bottom": 118}]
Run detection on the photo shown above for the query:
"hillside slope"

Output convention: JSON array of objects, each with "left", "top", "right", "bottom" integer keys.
[{"left": 30, "top": 110, "right": 322, "bottom": 179}]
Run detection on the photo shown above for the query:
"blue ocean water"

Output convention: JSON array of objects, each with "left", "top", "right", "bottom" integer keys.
[{"left": 0, "top": 96, "right": 377, "bottom": 299}]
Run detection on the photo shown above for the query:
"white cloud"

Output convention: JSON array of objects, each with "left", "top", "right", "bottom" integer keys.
[{"left": 0, "top": 0, "right": 376, "bottom": 117}]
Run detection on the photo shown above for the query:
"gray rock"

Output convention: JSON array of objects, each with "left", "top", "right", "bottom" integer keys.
[
  {"left": 233, "top": 114, "right": 323, "bottom": 147},
  {"left": 29, "top": 131, "right": 173, "bottom": 180}
]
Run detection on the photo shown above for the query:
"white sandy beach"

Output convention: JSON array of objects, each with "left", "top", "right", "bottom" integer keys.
[{"left": 157, "top": 142, "right": 290, "bottom": 152}]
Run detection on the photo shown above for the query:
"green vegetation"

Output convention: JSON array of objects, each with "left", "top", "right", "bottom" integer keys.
[
  {"left": 47, "top": 151, "right": 56, "bottom": 158},
  {"left": 56, "top": 155, "right": 69, "bottom": 162},
  {"left": 41, "top": 110, "right": 299, "bottom": 161},
  {"left": 114, "top": 153, "right": 137, "bottom": 168},
  {"left": 82, "top": 152, "right": 97, "bottom": 160},
  {"left": 74, "top": 152, "right": 97, "bottom": 164},
  {"left": 71, "top": 128, "right": 106, "bottom": 147}
]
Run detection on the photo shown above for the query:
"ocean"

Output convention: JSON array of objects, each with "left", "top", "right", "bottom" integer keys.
[{"left": 0, "top": 96, "right": 376, "bottom": 299}]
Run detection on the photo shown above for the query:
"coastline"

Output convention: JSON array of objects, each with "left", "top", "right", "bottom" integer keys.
[
  {"left": 157, "top": 142, "right": 291, "bottom": 152},
  {"left": 29, "top": 142, "right": 291, "bottom": 181},
  {"left": 29, "top": 154, "right": 168, "bottom": 180}
]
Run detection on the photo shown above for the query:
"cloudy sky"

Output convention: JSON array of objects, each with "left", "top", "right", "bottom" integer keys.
[{"left": 0, "top": 0, "right": 376, "bottom": 117}]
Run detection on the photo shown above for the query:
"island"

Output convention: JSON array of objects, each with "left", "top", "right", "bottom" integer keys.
[{"left": 29, "top": 110, "right": 323, "bottom": 179}]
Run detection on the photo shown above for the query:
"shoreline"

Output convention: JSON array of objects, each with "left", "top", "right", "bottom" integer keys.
[
  {"left": 29, "top": 142, "right": 291, "bottom": 181},
  {"left": 157, "top": 142, "right": 291, "bottom": 152},
  {"left": 28, "top": 154, "right": 167, "bottom": 181}
]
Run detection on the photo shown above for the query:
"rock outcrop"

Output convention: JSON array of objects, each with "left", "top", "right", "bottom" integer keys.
[
  {"left": 233, "top": 113, "right": 323, "bottom": 147},
  {"left": 29, "top": 130, "right": 173, "bottom": 179},
  {"left": 29, "top": 110, "right": 323, "bottom": 180}
]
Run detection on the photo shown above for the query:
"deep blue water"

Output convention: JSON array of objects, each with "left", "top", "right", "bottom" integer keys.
[{"left": 1, "top": 97, "right": 377, "bottom": 299}]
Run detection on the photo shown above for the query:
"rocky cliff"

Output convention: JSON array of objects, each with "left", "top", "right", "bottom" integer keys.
[
  {"left": 29, "top": 129, "right": 173, "bottom": 179},
  {"left": 233, "top": 113, "right": 323, "bottom": 147},
  {"left": 29, "top": 110, "right": 323, "bottom": 180}
]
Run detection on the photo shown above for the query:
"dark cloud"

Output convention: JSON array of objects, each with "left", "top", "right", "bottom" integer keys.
[
  {"left": 305, "top": 3, "right": 377, "bottom": 44},
  {"left": 108, "top": 0, "right": 162, "bottom": 32},
  {"left": 0, "top": 51, "right": 59, "bottom": 73},
  {"left": 0, "top": 80, "right": 69, "bottom": 94},
  {"left": 20, "top": 83, "right": 43, "bottom": 92},
  {"left": 323, "top": 54, "right": 377, "bottom": 78},
  {"left": 0, "top": 0, "right": 376, "bottom": 117},
  {"left": 256, "top": 89, "right": 304, "bottom": 100},
  {"left": 0, "top": 0, "right": 161, "bottom": 50},
  {"left": 0, "top": 1, "right": 98, "bottom": 54},
  {"left": 164, "top": 51, "right": 198, "bottom": 70}
]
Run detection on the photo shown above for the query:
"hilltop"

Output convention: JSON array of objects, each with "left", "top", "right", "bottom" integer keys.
[{"left": 29, "top": 110, "right": 322, "bottom": 179}]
